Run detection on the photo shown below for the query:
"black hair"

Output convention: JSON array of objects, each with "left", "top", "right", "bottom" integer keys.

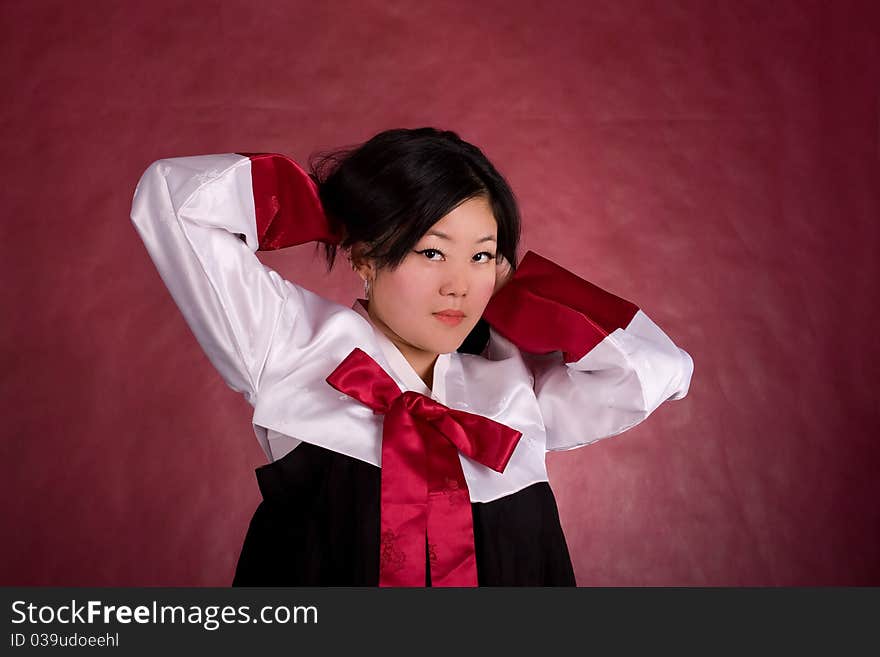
[{"left": 308, "top": 127, "right": 521, "bottom": 274}]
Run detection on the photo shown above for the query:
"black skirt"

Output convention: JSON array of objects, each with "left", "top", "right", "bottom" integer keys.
[{"left": 232, "top": 441, "right": 576, "bottom": 586}]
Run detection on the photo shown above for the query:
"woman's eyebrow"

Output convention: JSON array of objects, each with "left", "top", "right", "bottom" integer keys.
[{"left": 425, "top": 230, "right": 497, "bottom": 243}]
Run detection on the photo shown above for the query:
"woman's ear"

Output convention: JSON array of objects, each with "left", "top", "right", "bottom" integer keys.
[{"left": 349, "top": 242, "right": 376, "bottom": 283}]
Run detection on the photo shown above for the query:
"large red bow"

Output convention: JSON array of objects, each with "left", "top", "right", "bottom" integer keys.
[{"left": 326, "top": 348, "right": 523, "bottom": 587}]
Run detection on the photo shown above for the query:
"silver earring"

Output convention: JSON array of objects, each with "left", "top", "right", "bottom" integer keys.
[{"left": 364, "top": 277, "right": 371, "bottom": 299}]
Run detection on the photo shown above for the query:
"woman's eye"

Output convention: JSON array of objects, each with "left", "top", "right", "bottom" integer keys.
[
  {"left": 415, "top": 249, "right": 496, "bottom": 263},
  {"left": 417, "top": 248, "right": 444, "bottom": 260}
]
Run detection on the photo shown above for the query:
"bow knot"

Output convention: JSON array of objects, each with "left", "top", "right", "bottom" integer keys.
[{"left": 326, "top": 348, "right": 522, "bottom": 586}]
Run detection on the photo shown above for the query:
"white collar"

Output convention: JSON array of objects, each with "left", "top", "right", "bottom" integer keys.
[{"left": 350, "top": 298, "right": 449, "bottom": 404}]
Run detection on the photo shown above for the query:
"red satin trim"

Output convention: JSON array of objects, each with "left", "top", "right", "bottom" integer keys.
[
  {"left": 326, "top": 348, "right": 522, "bottom": 587},
  {"left": 482, "top": 250, "right": 640, "bottom": 362},
  {"left": 235, "top": 152, "right": 343, "bottom": 250}
]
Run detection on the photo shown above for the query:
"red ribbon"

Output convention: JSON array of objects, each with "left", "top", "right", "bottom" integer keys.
[{"left": 326, "top": 348, "right": 523, "bottom": 587}]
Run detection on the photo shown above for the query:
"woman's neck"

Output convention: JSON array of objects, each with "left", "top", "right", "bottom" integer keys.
[
  {"left": 398, "top": 345, "right": 438, "bottom": 390},
  {"left": 364, "top": 300, "right": 438, "bottom": 390}
]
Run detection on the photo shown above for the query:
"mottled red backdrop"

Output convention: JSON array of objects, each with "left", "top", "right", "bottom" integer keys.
[{"left": 1, "top": 0, "right": 877, "bottom": 585}]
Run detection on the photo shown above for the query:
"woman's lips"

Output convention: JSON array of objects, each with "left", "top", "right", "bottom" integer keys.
[{"left": 433, "top": 312, "right": 465, "bottom": 326}]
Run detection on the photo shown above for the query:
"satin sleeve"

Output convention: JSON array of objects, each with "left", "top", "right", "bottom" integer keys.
[
  {"left": 481, "top": 250, "right": 694, "bottom": 451},
  {"left": 129, "top": 153, "right": 303, "bottom": 407}
]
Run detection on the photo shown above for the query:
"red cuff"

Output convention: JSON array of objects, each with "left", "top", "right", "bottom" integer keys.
[
  {"left": 481, "top": 250, "right": 640, "bottom": 362},
  {"left": 236, "top": 152, "right": 342, "bottom": 250}
]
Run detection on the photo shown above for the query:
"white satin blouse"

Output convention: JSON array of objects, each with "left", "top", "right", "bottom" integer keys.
[{"left": 130, "top": 154, "right": 694, "bottom": 503}]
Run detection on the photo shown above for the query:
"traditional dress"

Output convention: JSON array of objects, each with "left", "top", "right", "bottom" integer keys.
[{"left": 130, "top": 153, "right": 694, "bottom": 586}]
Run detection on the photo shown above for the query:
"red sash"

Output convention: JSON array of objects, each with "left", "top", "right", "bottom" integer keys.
[{"left": 326, "top": 348, "right": 522, "bottom": 586}]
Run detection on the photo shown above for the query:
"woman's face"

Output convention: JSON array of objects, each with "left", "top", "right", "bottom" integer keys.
[{"left": 361, "top": 195, "right": 499, "bottom": 361}]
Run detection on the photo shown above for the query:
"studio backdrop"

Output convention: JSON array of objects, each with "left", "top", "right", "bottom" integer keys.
[{"left": 1, "top": 0, "right": 877, "bottom": 585}]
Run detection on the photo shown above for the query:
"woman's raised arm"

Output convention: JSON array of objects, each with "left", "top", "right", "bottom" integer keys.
[
  {"left": 129, "top": 153, "right": 337, "bottom": 407},
  {"left": 481, "top": 250, "right": 694, "bottom": 451}
]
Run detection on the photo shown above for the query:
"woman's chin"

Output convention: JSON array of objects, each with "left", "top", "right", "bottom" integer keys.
[{"left": 423, "top": 337, "right": 466, "bottom": 356}]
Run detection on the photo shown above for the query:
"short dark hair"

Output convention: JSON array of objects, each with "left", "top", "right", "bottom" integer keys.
[{"left": 308, "top": 127, "right": 521, "bottom": 274}]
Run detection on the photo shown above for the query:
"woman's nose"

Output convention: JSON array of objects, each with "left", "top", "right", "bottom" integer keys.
[{"left": 439, "top": 267, "right": 469, "bottom": 296}]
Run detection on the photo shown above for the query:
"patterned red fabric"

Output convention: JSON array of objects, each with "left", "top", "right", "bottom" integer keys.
[
  {"left": 482, "top": 250, "right": 640, "bottom": 362},
  {"left": 326, "top": 348, "right": 522, "bottom": 587}
]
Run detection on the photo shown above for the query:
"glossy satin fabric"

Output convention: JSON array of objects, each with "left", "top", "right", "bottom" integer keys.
[
  {"left": 232, "top": 442, "right": 577, "bottom": 587},
  {"left": 483, "top": 250, "right": 640, "bottom": 362},
  {"left": 325, "top": 347, "right": 522, "bottom": 586},
  {"left": 236, "top": 151, "right": 343, "bottom": 249},
  {"left": 130, "top": 153, "right": 694, "bottom": 503}
]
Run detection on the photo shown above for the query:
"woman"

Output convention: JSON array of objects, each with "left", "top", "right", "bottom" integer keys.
[{"left": 130, "top": 127, "right": 694, "bottom": 586}]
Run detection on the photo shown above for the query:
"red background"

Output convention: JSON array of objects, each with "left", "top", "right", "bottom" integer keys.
[{"left": 1, "top": 0, "right": 877, "bottom": 586}]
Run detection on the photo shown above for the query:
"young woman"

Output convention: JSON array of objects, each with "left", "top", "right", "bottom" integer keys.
[{"left": 130, "top": 127, "right": 694, "bottom": 587}]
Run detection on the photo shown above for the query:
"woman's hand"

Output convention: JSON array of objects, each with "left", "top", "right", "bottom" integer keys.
[{"left": 493, "top": 254, "right": 514, "bottom": 297}]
